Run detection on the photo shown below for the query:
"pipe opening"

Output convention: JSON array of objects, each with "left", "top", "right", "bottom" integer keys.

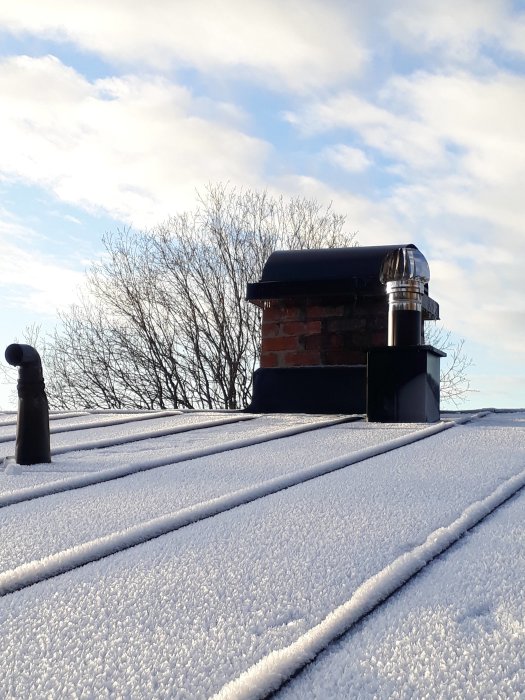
[{"left": 5, "top": 344, "right": 24, "bottom": 367}]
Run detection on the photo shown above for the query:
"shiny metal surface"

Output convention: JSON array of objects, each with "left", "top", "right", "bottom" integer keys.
[
  {"left": 379, "top": 246, "right": 430, "bottom": 285},
  {"left": 380, "top": 246, "right": 429, "bottom": 347},
  {"left": 385, "top": 281, "right": 425, "bottom": 311}
]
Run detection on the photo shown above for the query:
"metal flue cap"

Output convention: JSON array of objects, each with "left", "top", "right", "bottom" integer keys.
[{"left": 379, "top": 246, "right": 430, "bottom": 285}]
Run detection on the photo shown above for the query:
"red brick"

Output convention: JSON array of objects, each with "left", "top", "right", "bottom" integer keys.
[
  {"left": 303, "top": 334, "right": 322, "bottom": 352},
  {"left": 323, "top": 350, "right": 366, "bottom": 365},
  {"left": 370, "top": 330, "right": 387, "bottom": 346},
  {"left": 307, "top": 304, "right": 345, "bottom": 319},
  {"left": 260, "top": 306, "right": 282, "bottom": 322},
  {"left": 368, "top": 314, "right": 389, "bottom": 330},
  {"left": 262, "top": 307, "right": 279, "bottom": 322},
  {"left": 280, "top": 321, "right": 305, "bottom": 336},
  {"left": 326, "top": 317, "right": 366, "bottom": 333},
  {"left": 269, "top": 305, "right": 304, "bottom": 321},
  {"left": 327, "top": 333, "right": 344, "bottom": 349},
  {"left": 283, "top": 306, "right": 306, "bottom": 321},
  {"left": 261, "top": 322, "right": 281, "bottom": 338},
  {"left": 305, "top": 320, "right": 322, "bottom": 335},
  {"left": 262, "top": 335, "right": 299, "bottom": 352},
  {"left": 349, "top": 350, "right": 367, "bottom": 363},
  {"left": 283, "top": 351, "right": 321, "bottom": 367},
  {"left": 260, "top": 352, "right": 280, "bottom": 368},
  {"left": 280, "top": 320, "right": 322, "bottom": 337}
]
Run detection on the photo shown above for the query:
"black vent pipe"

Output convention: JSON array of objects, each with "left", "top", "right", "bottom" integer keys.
[{"left": 5, "top": 344, "right": 51, "bottom": 465}]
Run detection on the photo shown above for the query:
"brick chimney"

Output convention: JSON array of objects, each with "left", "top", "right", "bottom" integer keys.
[
  {"left": 259, "top": 298, "right": 387, "bottom": 370},
  {"left": 246, "top": 245, "right": 439, "bottom": 414}
]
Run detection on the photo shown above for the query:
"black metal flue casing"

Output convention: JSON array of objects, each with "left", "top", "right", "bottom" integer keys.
[
  {"left": 247, "top": 244, "right": 439, "bottom": 320},
  {"left": 367, "top": 345, "right": 446, "bottom": 422},
  {"left": 5, "top": 344, "right": 51, "bottom": 465}
]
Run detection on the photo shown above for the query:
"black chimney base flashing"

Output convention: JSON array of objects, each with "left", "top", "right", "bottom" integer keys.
[
  {"left": 367, "top": 345, "right": 445, "bottom": 423},
  {"left": 246, "top": 366, "right": 367, "bottom": 414}
]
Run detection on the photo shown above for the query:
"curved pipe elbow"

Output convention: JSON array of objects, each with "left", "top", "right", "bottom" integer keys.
[
  {"left": 5, "top": 343, "right": 42, "bottom": 368},
  {"left": 4, "top": 343, "right": 51, "bottom": 465},
  {"left": 5, "top": 343, "right": 45, "bottom": 388}
]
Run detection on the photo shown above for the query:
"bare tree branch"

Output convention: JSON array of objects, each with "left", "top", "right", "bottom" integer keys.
[
  {"left": 41, "top": 184, "right": 473, "bottom": 410},
  {"left": 44, "top": 184, "right": 355, "bottom": 410},
  {"left": 425, "top": 322, "right": 475, "bottom": 406},
  {"left": 1, "top": 324, "right": 44, "bottom": 409}
]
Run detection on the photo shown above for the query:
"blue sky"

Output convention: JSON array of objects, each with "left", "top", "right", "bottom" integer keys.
[{"left": 1, "top": 0, "right": 524, "bottom": 409}]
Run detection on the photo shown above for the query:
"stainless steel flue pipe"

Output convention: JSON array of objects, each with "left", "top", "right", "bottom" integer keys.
[
  {"left": 5, "top": 344, "right": 51, "bottom": 465},
  {"left": 380, "top": 246, "right": 430, "bottom": 346}
]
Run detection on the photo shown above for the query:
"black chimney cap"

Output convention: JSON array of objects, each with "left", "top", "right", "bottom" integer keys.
[{"left": 246, "top": 244, "right": 439, "bottom": 320}]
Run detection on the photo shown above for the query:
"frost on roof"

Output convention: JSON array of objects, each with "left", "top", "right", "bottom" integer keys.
[
  {"left": 278, "top": 486, "right": 525, "bottom": 699},
  {"left": 0, "top": 410, "right": 523, "bottom": 699}
]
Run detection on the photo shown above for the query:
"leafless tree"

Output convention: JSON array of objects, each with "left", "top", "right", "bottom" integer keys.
[
  {"left": 43, "top": 184, "right": 473, "bottom": 410},
  {"left": 0, "top": 324, "right": 43, "bottom": 409},
  {"left": 45, "top": 184, "right": 355, "bottom": 409},
  {"left": 425, "top": 322, "right": 474, "bottom": 406}
]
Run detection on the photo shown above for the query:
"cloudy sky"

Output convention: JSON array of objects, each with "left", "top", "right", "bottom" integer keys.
[{"left": 1, "top": 0, "right": 524, "bottom": 409}]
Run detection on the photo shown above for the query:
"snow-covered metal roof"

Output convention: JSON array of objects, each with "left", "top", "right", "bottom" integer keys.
[{"left": 0, "top": 409, "right": 523, "bottom": 698}]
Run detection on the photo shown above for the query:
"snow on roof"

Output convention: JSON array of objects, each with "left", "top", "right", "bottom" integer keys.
[{"left": 0, "top": 409, "right": 523, "bottom": 698}]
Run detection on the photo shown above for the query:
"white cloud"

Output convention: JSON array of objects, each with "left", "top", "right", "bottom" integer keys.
[
  {"left": 289, "top": 69, "right": 525, "bottom": 225},
  {"left": 271, "top": 174, "right": 410, "bottom": 246},
  {"left": 284, "top": 92, "right": 446, "bottom": 170},
  {"left": 385, "top": 0, "right": 522, "bottom": 62},
  {"left": 0, "top": 214, "right": 85, "bottom": 314},
  {"left": 0, "top": 55, "right": 270, "bottom": 227},
  {"left": 0, "top": 1, "right": 524, "bottom": 407},
  {"left": 0, "top": 0, "right": 366, "bottom": 91},
  {"left": 428, "top": 251, "right": 524, "bottom": 354},
  {"left": 287, "top": 65, "right": 525, "bottom": 362},
  {"left": 288, "top": 68, "right": 525, "bottom": 188},
  {"left": 323, "top": 145, "right": 372, "bottom": 173},
  {"left": 385, "top": 71, "right": 525, "bottom": 186},
  {"left": 506, "top": 13, "right": 525, "bottom": 56}
]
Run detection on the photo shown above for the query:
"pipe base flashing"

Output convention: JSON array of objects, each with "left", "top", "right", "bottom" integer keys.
[
  {"left": 247, "top": 366, "right": 367, "bottom": 414},
  {"left": 367, "top": 345, "right": 445, "bottom": 423}
]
